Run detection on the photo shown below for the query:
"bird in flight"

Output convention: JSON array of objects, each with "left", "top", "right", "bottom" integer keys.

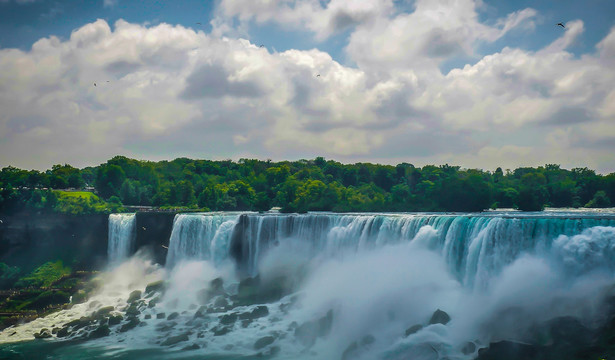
[
  {"left": 93, "top": 82, "right": 97, "bottom": 86},
  {"left": 557, "top": 23, "right": 565, "bottom": 28},
  {"left": 196, "top": 22, "right": 202, "bottom": 25},
  {"left": 316, "top": 74, "right": 321, "bottom": 77},
  {"left": 259, "top": 44, "right": 265, "bottom": 48}
]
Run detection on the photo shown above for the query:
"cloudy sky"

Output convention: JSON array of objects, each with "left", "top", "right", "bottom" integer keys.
[{"left": 1, "top": 0, "right": 614, "bottom": 173}]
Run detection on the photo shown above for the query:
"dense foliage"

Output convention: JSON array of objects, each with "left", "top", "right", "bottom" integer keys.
[{"left": 1, "top": 157, "right": 614, "bottom": 213}]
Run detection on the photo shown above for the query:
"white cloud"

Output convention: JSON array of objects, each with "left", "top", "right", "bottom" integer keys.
[
  {"left": 103, "top": 0, "right": 117, "bottom": 8},
  {"left": 1, "top": 5, "right": 615, "bottom": 173},
  {"left": 212, "top": 0, "right": 394, "bottom": 40}
]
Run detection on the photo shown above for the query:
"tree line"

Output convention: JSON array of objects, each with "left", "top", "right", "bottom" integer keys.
[{"left": 1, "top": 156, "right": 614, "bottom": 214}]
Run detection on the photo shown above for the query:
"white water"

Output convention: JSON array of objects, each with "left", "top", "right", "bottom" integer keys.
[
  {"left": 3, "top": 212, "right": 615, "bottom": 360},
  {"left": 107, "top": 213, "right": 136, "bottom": 265}
]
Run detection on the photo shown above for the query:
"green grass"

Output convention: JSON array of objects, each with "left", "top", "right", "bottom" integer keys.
[
  {"left": 15, "top": 261, "right": 71, "bottom": 289},
  {"left": 55, "top": 190, "right": 100, "bottom": 201},
  {"left": 53, "top": 190, "right": 121, "bottom": 214}
]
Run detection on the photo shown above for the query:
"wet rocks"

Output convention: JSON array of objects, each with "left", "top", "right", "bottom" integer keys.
[
  {"left": 155, "top": 321, "right": 177, "bottom": 332},
  {"left": 219, "top": 313, "right": 238, "bottom": 325},
  {"left": 167, "top": 312, "right": 179, "bottom": 321},
  {"left": 119, "top": 317, "right": 140, "bottom": 332},
  {"left": 144, "top": 280, "right": 165, "bottom": 296},
  {"left": 156, "top": 312, "right": 166, "bottom": 319},
  {"left": 161, "top": 333, "right": 189, "bottom": 346},
  {"left": 429, "top": 309, "right": 451, "bottom": 325},
  {"left": 127, "top": 290, "right": 142, "bottom": 304},
  {"left": 89, "top": 324, "right": 110, "bottom": 338},
  {"left": 254, "top": 335, "right": 275, "bottom": 350},
  {"left": 405, "top": 324, "right": 423, "bottom": 337},
  {"left": 33, "top": 328, "right": 52, "bottom": 339}
]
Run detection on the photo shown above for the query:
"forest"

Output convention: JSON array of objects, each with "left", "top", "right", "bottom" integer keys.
[{"left": 1, "top": 156, "right": 614, "bottom": 214}]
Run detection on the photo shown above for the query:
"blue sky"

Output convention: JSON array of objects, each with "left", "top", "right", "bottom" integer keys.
[{"left": 0, "top": 0, "right": 614, "bottom": 172}]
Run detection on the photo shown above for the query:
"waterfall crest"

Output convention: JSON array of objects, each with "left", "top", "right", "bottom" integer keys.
[{"left": 165, "top": 212, "right": 615, "bottom": 286}]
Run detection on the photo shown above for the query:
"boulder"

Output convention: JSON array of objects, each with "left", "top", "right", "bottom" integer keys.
[
  {"left": 219, "top": 313, "right": 238, "bottom": 325},
  {"left": 161, "top": 333, "right": 189, "bottom": 346},
  {"left": 89, "top": 324, "right": 110, "bottom": 338},
  {"left": 127, "top": 290, "right": 142, "bottom": 304},
  {"left": 144, "top": 280, "right": 165, "bottom": 296},
  {"left": 167, "top": 312, "right": 180, "bottom": 321},
  {"left": 429, "top": 309, "right": 451, "bottom": 325},
  {"left": 119, "top": 318, "right": 140, "bottom": 332},
  {"left": 405, "top": 324, "right": 423, "bottom": 337},
  {"left": 254, "top": 335, "right": 275, "bottom": 350},
  {"left": 34, "top": 328, "right": 52, "bottom": 339}
]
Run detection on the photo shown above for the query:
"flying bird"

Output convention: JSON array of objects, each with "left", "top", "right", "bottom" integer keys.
[
  {"left": 316, "top": 74, "right": 321, "bottom": 77},
  {"left": 142, "top": 226, "right": 147, "bottom": 231},
  {"left": 259, "top": 44, "right": 265, "bottom": 48},
  {"left": 557, "top": 23, "right": 565, "bottom": 28},
  {"left": 93, "top": 82, "right": 97, "bottom": 87},
  {"left": 196, "top": 22, "right": 202, "bottom": 25},
  {"left": 161, "top": 245, "right": 169, "bottom": 249}
]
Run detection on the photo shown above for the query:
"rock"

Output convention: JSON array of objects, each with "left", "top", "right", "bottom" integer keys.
[
  {"left": 193, "top": 306, "right": 207, "bottom": 319},
  {"left": 144, "top": 314, "right": 151, "bottom": 320},
  {"left": 405, "top": 324, "right": 423, "bottom": 337},
  {"left": 56, "top": 327, "right": 69, "bottom": 338},
  {"left": 219, "top": 313, "right": 238, "bottom": 325},
  {"left": 156, "top": 321, "right": 178, "bottom": 332},
  {"left": 127, "top": 290, "right": 142, "bottom": 304},
  {"left": 429, "top": 309, "right": 451, "bottom": 325},
  {"left": 94, "top": 306, "right": 115, "bottom": 318},
  {"left": 212, "top": 326, "right": 232, "bottom": 336},
  {"left": 167, "top": 312, "right": 180, "bottom": 321},
  {"left": 461, "top": 341, "right": 476, "bottom": 355},
  {"left": 148, "top": 296, "right": 160, "bottom": 308},
  {"left": 108, "top": 314, "right": 123, "bottom": 325},
  {"left": 214, "top": 296, "right": 229, "bottom": 309},
  {"left": 119, "top": 318, "right": 140, "bottom": 332},
  {"left": 210, "top": 277, "right": 224, "bottom": 292},
  {"left": 239, "top": 305, "right": 269, "bottom": 321},
  {"left": 65, "top": 316, "right": 92, "bottom": 330},
  {"left": 157, "top": 312, "right": 166, "bottom": 319},
  {"left": 182, "top": 343, "right": 200, "bottom": 351},
  {"left": 125, "top": 303, "right": 140, "bottom": 317},
  {"left": 254, "top": 335, "right": 275, "bottom": 350},
  {"left": 161, "top": 333, "right": 189, "bottom": 346},
  {"left": 34, "top": 328, "right": 52, "bottom": 339},
  {"left": 144, "top": 280, "right": 165, "bottom": 296},
  {"left": 89, "top": 324, "right": 110, "bottom": 338}
]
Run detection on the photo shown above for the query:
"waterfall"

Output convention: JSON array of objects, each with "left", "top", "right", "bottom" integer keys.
[
  {"left": 165, "top": 212, "right": 615, "bottom": 286},
  {"left": 107, "top": 213, "right": 136, "bottom": 264},
  {"left": 4, "top": 211, "right": 615, "bottom": 360},
  {"left": 165, "top": 213, "right": 241, "bottom": 268}
]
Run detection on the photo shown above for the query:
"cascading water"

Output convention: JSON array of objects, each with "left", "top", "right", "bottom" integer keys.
[
  {"left": 107, "top": 213, "right": 136, "bottom": 265},
  {"left": 165, "top": 213, "right": 241, "bottom": 268},
  {"left": 2, "top": 211, "right": 615, "bottom": 360}
]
